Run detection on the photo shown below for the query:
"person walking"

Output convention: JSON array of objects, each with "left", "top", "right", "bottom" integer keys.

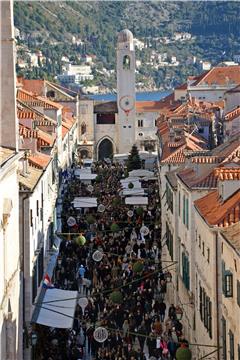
[{"left": 159, "top": 301, "right": 167, "bottom": 322}]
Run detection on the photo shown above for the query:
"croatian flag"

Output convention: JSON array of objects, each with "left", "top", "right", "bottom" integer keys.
[{"left": 42, "top": 274, "right": 54, "bottom": 289}]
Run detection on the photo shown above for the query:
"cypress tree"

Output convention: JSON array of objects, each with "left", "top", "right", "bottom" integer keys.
[{"left": 127, "top": 144, "right": 141, "bottom": 172}]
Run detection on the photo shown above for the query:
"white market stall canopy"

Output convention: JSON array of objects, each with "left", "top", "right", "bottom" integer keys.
[
  {"left": 125, "top": 196, "right": 148, "bottom": 205},
  {"left": 120, "top": 178, "right": 142, "bottom": 189},
  {"left": 74, "top": 169, "right": 97, "bottom": 181},
  {"left": 35, "top": 288, "right": 78, "bottom": 329},
  {"left": 122, "top": 188, "right": 145, "bottom": 196},
  {"left": 128, "top": 169, "right": 154, "bottom": 178},
  {"left": 72, "top": 197, "right": 98, "bottom": 208}
]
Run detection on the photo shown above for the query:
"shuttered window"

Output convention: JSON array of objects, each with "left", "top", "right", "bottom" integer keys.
[
  {"left": 237, "top": 281, "right": 240, "bottom": 307},
  {"left": 222, "top": 317, "right": 227, "bottom": 360},
  {"left": 229, "top": 330, "right": 234, "bottom": 360}
]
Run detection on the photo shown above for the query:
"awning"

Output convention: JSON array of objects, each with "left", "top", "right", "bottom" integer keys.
[
  {"left": 129, "top": 169, "right": 154, "bottom": 178},
  {"left": 35, "top": 288, "right": 78, "bottom": 328},
  {"left": 122, "top": 188, "right": 145, "bottom": 196},
  {"left": 74, "top": 169, "right": 97, "bottom": 180},
  {"left": 120, "top": 178, "right": 142, "bottom": 189},
  {"left": 72, "top": 197, "right": 97, "bottom": 208},
  {"left": 125, "top": 196, "right": 148, "bottom": 205}
]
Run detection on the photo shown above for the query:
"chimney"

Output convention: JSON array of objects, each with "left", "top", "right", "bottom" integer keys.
[{"left": 0, "top": 0, "right": 18, "bottom": 150}]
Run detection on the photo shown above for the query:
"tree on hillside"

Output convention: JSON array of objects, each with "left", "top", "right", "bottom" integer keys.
[{"left": 127, "top": 144, "right": 141, "bottom": 171}]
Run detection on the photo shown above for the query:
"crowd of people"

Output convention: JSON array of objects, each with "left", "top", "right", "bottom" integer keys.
[{"left": 34, "top": 161, "right": 188, "bottom": 360}]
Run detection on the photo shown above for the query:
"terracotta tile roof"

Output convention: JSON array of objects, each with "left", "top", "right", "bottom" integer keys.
[
  {"left": 212, "top": 134, "right": 240, "bottom": 160},
  {"left": 18, "top": 165, "right": 43, "bottom": 191},
  {"left": 177, "top": 167, "right": 218, "bottom": 189},
  {"left": 220, "top": 222, "right": 240, "bottom": 252},
  {"left": 194, "top": 189, "right": 240, "bottom": 227},
  {"left": 17, "top": 109, "right": 37, "bottom": 120},
  {"left": 136, "top": 101, "right": 164, "bottom": 112},
  {"left": 18, "top": 78, "right": 45, "bottom": 95},
  {"left": 191, "top": 156, "right": 224, "bottom": 164},
  {"left": 37, "top": 96, "right": 63, "bottom": 110},
  {"left": 0, "top": 147, "right": 15, "bottom": 166},
  {"left": 28, "top": 152, "right": 51, "bottom": 169},
  {"left": 214, "top": 167, "right": 240, "bottom": 181},
  {"left": 17, "top": 89, "right": 46, "bottom": 107},
  {"left": 192, "top": 66, "right": 240, "bottom": 87},
  {"left": 225, "top": 106, "right": 240, "bottom": 122},
  {"left": 19, "top": 125, "right": 54, "bottom": 146}
]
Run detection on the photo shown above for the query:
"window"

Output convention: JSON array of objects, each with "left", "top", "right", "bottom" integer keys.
[
  {"left": 186, "top": 197, "right": 189, "bottom": 228},
  {"left": 182, "top": 195, "right": 189, "bottom": 228},
  {"left": 207, "top": 248, "right": 210, "bottom": 263},
  {"left": 30, "top": 210, "right": 33, "bottom": 227},
  {"left": 166, "top": 183, "right": 173, "bottom": 213},
  {"left": 81, "top": 122, "right": 87, "bottom": 135},
  {"left": 237, "top": 281, "right": 240, "bottom": 307},
  {"left": 222, "top": 317, "right": 227, "bottom": 360},
  {"left": 155, "top": 119, "right": 158, "bottom": 127},
  {"left": 166, "top": 222, "right": 173, "bottom": 259},
  {"left": 229, "top": 330, "right": 234, "bottom": 360},
  {"left": 138, "top": 119, "right": 143, "bottom": 127},
  {"left": 183, "top": 195, "right": 186, "bottom": 224},
  {"left": 225, "top": 271, "right": 233, "bottom": 297},
  {"left": 178, "top": 192, "right": 181, "bottom": 216},
  {"left": 202, "top": 241, "right": 205, "bottom": 256},
  {"left": 96, "top": 113, "right": 115, "bottom": 125},
  {"left": 123, "top": 55, "right": 131, "bottom": 69},
  {"left": 199, "top": 235, "right": 201, "bottom": 249},
  {"left": 46, "top": 90, "right": 55, "bottom": 98},
  {"left": 200, "top": 284, "right": 212, "bottom": 337},
  {"left": 182, "top": 252, "right": 190, "bottom": 290}
]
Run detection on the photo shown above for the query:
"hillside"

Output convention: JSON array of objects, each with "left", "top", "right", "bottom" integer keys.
[{"left": 14, "top": 1, "right": 240, "bottom": 91}]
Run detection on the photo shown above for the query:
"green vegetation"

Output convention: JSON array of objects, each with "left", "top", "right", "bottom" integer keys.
[
  {"left": 14, "top": 1, "right": 240, "bottom": 88},
  {"left": 127, "top": 145, "right": 141, "bottom": 172}
]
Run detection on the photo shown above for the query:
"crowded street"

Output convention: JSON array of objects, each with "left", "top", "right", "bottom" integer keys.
[{"left": 33, "top": 161, "right": 189, "bottom": 360}]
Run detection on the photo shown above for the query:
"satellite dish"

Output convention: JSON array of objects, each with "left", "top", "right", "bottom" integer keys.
[
  {"left": 87, "top": 184, "right": 94, "bottom": 192},
  {"left": 98, "top": 204, "right": 105, "bottom": 213},
  {"left": 92, "top": 250, "right": 103, "bottom": 262},
  {"left": 127, "top": 210, "right": 134, "bottom": 218},
  {"left": 93, "top": 327, "right": 108, "bottom": 343},
  {"left": 140, "top": 225, "right": 150, "bottom": 236},
  {"left": 67, "top": 216, "right": 76, "bottom": 227}
]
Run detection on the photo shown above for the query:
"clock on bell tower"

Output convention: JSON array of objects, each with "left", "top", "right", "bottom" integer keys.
[{"left": 117, "top": 29, "right": 136, "bottom": 153}]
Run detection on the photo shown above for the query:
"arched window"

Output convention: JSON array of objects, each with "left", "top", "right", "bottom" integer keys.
[
  {"left": 123, "top": 55, "right": 130, "bottom": 70},
  {"left": 81, "top": 122, "right": 87, "bottom": 135},
  {"left": 46, "top": 90, "right": 55, "bottom": 98}
]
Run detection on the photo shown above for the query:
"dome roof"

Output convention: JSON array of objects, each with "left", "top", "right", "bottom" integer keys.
[{"left": 117, "top": 29, "right": 133, "bottom": 43}]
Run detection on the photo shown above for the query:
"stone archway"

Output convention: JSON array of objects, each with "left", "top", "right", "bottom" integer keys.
[
  {"left": 80, "top": 149, "right": 89, "bottom": 159},
  {"left": 98, "top": 138, "right": 113, "bottom": 160}
]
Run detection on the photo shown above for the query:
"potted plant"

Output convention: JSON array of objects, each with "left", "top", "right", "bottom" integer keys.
[
  {"left": 110, "top": 291, "right": 123, "bottom": 304},
  {"left": 86, "top": 214, "right": 95, "bottom": 224},
  {"left": 133, "top": 261, "right": 144, "bottom": 273},
  {"left": 136, "top": 207, "right": 144, "bottom": 216},
  {"left": 110, "top": 223, "right": 119, "bottom": 233}
]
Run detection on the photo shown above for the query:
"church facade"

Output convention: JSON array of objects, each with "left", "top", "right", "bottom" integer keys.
[{"left": 78, "top": 29, "right": 160, "bottom": 161}]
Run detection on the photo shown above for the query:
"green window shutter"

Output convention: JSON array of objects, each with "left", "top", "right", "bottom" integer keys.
[
  {"left": 237, "top": 281, "right": 240, "bottom": 307},
  {"left": 183, "top": 195, "right": 185, "bottom": 224},
  {"left": 178, "top": 191, "right": 181, "bottom": 216},
  {"left": 186, "top": 198, "right": 189, "bottom": 228},
  {"left": 222, "top": 261, "right": 226, "bottom": 295}
]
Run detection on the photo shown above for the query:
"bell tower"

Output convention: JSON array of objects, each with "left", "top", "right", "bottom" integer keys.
[{"left": 117, "top": 29, "right": 136, "bottom": 154}]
